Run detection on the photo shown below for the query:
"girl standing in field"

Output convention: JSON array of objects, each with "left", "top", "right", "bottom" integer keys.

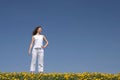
[{"left": 28, "top": 26, "right": 48, "bottom": 73}]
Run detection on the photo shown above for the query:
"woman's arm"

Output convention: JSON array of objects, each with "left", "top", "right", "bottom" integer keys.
[
  {"left": 28, "top": 36, "right": 35, "bottom": 54},
  {"left": 42, "top": 35, "right": 49, "bottom": 48}
]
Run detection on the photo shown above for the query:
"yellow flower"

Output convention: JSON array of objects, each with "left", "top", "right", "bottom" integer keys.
[{"left": 64, "top": 74, "right": 69, "bottom": 80}]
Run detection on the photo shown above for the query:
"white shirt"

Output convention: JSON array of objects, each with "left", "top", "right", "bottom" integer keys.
[{"left": 33, "top": 35, "right": 43, "bottom": 48}]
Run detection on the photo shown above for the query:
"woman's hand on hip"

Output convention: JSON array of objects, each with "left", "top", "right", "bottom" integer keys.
[{"left": 41, "top": 46, "right": 45, "bottom": 49}]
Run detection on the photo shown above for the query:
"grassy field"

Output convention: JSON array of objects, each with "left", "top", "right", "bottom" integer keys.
[{"left": 0, "top": 72, "right": 120, "bottom": 80}]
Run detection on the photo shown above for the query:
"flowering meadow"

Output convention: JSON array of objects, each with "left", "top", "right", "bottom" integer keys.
[{"left": 0, "top": 72, "right": 120, "bottom": 80}]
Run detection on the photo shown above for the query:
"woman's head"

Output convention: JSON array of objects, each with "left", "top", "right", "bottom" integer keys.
[{"left": 32, "top": 26, "right": 42, "bottom": 35}]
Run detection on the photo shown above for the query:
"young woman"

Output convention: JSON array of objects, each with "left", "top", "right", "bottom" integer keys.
[{"left": 28, "top": 26, "right": 48, "bottom": 73}]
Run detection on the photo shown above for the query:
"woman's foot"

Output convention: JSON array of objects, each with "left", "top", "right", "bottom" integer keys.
[
  {"left": 39, "top": 71, "right": 44, "bottom": 74},
  {"left": 31, "top": 71, "right": 34, "bottom": 74}
]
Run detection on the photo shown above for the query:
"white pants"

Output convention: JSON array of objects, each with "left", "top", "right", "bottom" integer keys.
[{"left": 30, "top": 48, "right": 44, "bottom": 72}]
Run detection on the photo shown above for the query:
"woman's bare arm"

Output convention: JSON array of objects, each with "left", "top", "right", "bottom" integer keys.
[
  {"left": 42, "top": 35, "right": 49, "bottom": 48},
  {"left": 28, "top": 36, "right": 35, "bottom": 54}
]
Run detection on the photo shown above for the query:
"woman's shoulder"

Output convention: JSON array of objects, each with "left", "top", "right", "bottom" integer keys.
[
  {"left": 32, "top": 35, "right": 37, "bottom": 39},
  {"left": 40, "top": 34, "right": 45, "bottom": 37},
  {"left": 32, "top": 35, "right": 36, "bottom": 37}
]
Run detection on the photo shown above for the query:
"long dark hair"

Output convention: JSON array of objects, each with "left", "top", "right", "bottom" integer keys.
[{"left": 32, "top": 26, "right": 42, "bottom": 35}]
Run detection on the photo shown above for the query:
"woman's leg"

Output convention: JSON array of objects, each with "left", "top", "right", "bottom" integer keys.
[
  {"left": 30, "top": 48, "right": 37, "bottom": 72},
  {"left": 38, "top": 48, "right": 44, "bottom": 72}
]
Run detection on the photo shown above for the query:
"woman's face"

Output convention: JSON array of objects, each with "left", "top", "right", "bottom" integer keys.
[{"left": 37, "top": 27, "right": 42, "bottom": 33}]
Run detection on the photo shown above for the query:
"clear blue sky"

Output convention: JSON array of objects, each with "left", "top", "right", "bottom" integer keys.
[{"left": 0, "top": 0, "right": 120, "bottom": 73}]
